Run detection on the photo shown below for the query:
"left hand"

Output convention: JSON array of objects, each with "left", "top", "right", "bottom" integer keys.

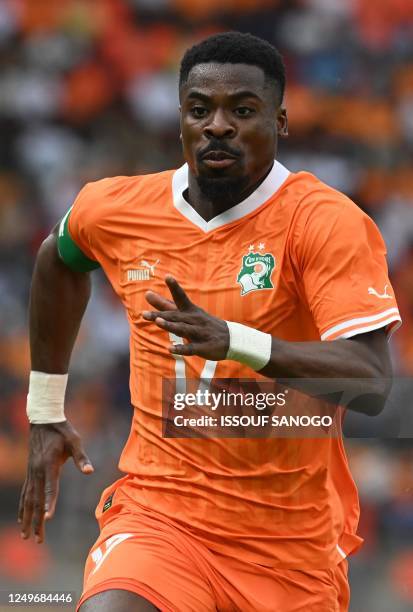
[{"left": 142, "top": 276, "right": 230, "bottom": 360}]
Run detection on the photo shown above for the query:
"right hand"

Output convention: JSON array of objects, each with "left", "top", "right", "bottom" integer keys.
[{"left": 18, "top": 421, "right": 94, "bottom": 543}]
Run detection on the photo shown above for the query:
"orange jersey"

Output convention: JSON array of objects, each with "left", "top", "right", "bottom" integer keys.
[{"left": 67, "top": 161, "right": 401, "bottom": 569}]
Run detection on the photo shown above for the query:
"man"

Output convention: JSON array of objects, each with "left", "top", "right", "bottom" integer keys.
[{"left": 19, "top": 32, "right": 400, "bottom": 611}]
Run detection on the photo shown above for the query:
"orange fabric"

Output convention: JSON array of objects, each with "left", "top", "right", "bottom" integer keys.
[
  {"left": 68, "top": 166, "right": 400, "bottom": 569},
  {"left": 78, "top": 476, "right": 350, "bottom": 611}
]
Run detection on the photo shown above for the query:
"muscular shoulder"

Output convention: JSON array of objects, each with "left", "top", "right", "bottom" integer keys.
[
  {"left": 285, "top": 171, "right": 359, "bottom": 219},
  {"left": 285, "top": 171, "right": 369, "bottom": 243},
  {"left": 75, "top": 169, "right": 174, "bottom": 221},
  {"left": 66, "top": 169, "right": 174, "bottom": 262},
  {"left": 284, "top": 171, "right": 383, "bottom": 268}
]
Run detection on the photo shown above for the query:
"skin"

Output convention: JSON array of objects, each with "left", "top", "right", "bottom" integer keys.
[
  {"left": 180, "top": 62, "right": 288, "bottom": 219},
  {"left": 143, "top": 276, "right": 392, "bottom": 415},
  {"left": 18, "top": 62, "right": 392, "bottom": 611},
  {"left": 79, "top": 590, "right": 158, "bottom": 611},
  {"left": 18, "top": 229, "right": 94, "bottom": 544}
]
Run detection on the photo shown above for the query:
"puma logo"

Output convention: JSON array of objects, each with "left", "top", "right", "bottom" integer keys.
[
  {"left": 368, "top": 285, "right": 392, "bottom": 299},
  {"left": 140, "top": 259, "right": 160, "bottom": 277},
  {"left": 126, "top": 258, "right": 160, "bottom": 282}
]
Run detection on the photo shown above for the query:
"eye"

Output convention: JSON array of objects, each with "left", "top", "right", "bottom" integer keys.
[
  {"left": 234, "top": 107, "right": 255, "bottom": 117},
  {"left": 190, "top": 106, "right": 208, "bottom": 118}
]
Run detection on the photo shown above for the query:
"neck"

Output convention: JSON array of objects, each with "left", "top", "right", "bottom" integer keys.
[{"left": 186, "top": 162, "right": 274, "bottom": 222}]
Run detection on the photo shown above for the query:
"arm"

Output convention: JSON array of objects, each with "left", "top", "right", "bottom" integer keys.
[
  {"left": 260, "top": 328, "right": 391, "bottom": 381},
  {"left": 259, "top": 329, "right": 392, "bottom": 416},
  {"left": 30, "top": 227, "right": 91, "bottom": 373},
  {"left": 18, "top": 228, "right": 94, "bottom": 543},
  {"left": 143, "top": 276, "right": 393, "bottom": 416}
]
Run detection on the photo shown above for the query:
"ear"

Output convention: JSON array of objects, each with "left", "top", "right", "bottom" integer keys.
[{"left": 276, "top": 107, "right": 288, "bottom": 138}]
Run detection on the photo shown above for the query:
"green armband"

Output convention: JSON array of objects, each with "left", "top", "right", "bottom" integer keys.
[{"left": 57, "top": 208, "right": 101, "bottom": 272}]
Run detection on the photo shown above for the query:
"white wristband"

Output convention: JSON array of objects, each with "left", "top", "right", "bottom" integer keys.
[
  {"left": 27, "top": 371, "right": 68, "bottom": 424},
  {"left": 225, "top": 321, "right": 272, "bottom": 371}
]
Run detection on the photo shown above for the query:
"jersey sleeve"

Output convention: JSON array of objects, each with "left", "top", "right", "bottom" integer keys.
[
  {"left": 57, "top": 183, "right": 101, "bottom": 272},
  {"left": 295, "top": 195, "right": 401, "bottom": 341}
]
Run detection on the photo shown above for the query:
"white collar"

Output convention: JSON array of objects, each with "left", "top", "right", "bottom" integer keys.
[{"left": 171, "top": 160, "right": 290, "bottom": 233}]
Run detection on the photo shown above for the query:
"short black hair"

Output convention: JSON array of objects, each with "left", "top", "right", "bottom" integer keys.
[{"left": 179, "top": 31, "right": 286, "bottom": 105}]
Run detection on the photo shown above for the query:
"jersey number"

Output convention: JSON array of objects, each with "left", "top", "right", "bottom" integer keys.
[
  {"left": 169, "top": 332, "right": 217, "bottom": 393},
  {"left": 91, "top": 533, "right": 133, "bottom": 575}
]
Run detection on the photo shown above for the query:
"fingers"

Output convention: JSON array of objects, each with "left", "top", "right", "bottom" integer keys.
[
  {"left": 19, "top": 422, "right": 93, "bottom": 544},
  {"left": 20, "top": 481, "right": 34, "bottom": 540},
  {"left": 17, "top": 478, "right": 27, "bottom": 524},
  {"left": 142, "top": 308, "right": 198, "bottom": 335},
  {"left": 145, "top": 290, "right": 177, "bottom": 312},
  {"left": 32, "top": 471, "right": 46, "bottom": 543},
  {"left": 21, "top": 469, "right": 46, "bottom": 543},
  {"left": 165, "top": 276, "right": 192, "bottom": 310},
  {"left": 142, "top": 310, "right": 186, "bottom": 323},
  {"left": 143, "top": 277, "right": 193, "bottom": 321},
  {"left": 44, "top": 463, "right": 61, "bottom": 519},
  {"left": 169, "top": 342, "right": 200, "bottom": 357},
  {"left": 155, "top": 319, "right": 197, "bottom": 338},
  {"left": 69, "top": 438, "right": 94, "bottom": 474}
]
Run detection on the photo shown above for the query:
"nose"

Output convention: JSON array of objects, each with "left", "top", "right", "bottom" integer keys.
[{"left": 203, "top": 109, "right": 236, "bottom": 139}]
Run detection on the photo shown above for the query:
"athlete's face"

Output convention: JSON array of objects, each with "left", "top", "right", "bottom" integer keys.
[{"left": 179, "top": 63, "right": 288, "bottom": 195}]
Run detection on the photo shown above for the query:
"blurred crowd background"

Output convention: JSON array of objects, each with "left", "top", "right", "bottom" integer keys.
[{"left": 1, "top": 0, "right": 413, "bottom": 610}]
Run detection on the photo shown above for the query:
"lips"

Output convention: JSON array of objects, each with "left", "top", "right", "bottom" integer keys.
[
  {"left": 202, "top": 151, "right": 237, "bottom": 161},
  {"left": 201, "top": 150, "right": 238, "bottom": 169}
]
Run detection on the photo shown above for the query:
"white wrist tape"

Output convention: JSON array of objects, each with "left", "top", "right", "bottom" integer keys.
[
  {"left": 26, "top": 371, "right": 68, "bottom": 424},
  {"left": 225, "top": 321, "right": 272, "bottom": 371}
]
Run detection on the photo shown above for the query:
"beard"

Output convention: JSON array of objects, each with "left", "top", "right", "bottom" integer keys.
[
  {"left": 195, "top": 172, "right": 250, "bottom": 203},
  {"left": 193, "top": 139, "right": 249, "bottom": 204}
]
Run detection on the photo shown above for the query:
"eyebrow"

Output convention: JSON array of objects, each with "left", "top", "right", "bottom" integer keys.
[{"left": 186, "top": 90, "right": 263, "bottom": 102}]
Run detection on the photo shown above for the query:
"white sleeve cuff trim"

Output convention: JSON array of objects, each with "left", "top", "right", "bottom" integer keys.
[
  {"left": 336, "top": 544, "right": 347, "bottom": 559},
  {"left": 321, "top": 308, "right": 401, "bottom": 341},
  {"left": 337, "top": 316, "right": 401, "bottom": 341}
]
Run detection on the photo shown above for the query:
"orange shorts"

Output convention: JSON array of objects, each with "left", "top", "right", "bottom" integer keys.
[{"left": 78, "top": 477, "right": 350, "bottom": 612}]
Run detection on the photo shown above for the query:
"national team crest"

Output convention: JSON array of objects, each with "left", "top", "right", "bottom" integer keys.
[{"left": 237, "top": 246, "right": 275, "bottom": 295}]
